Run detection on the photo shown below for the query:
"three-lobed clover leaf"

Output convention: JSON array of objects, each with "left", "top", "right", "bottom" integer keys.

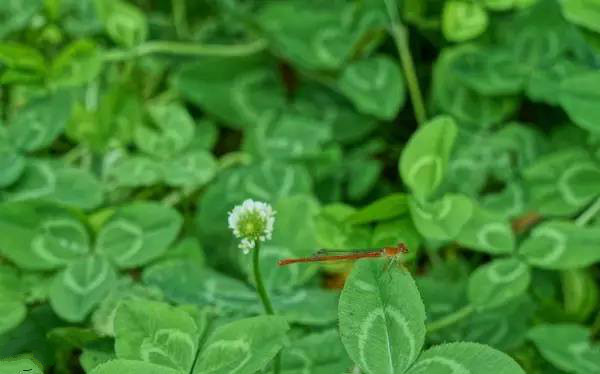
[{"left": 340, "top": 259, "right": 526, "bottom": 374}]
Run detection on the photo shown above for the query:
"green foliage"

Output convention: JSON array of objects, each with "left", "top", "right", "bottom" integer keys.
[{"left": 1, "top": 0, "right": 600, "bottom": 373}]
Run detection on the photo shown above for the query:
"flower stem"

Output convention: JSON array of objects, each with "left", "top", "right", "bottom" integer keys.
[
  {"left": 426, "top": 304, "right": 474, "bottom": 333},
  {"left": 102, "top": 38, "right": 267, "bottom": 61},
  {"left": 383, "top": 0, "right": 427, "bottom": 126},
  {"left": 252, "top": 243, "right": 281, "bottom": 374}
]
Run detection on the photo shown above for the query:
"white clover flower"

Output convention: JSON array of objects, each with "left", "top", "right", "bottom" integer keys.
[{"left": 228, "top": 199, "right": 276, "bottom": 254}]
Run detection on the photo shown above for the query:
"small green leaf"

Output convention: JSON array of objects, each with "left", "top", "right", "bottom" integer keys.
[
  {"left": 0, "top": 357, "right": 43, "bottom": 374},
  {"left": 162, "top": 150, "right": 217, "bottom": 188},
  {"left": 90, "top": 359, "right": 181, "bottom": 374},
  {"left": 338, "top": 56, "right": 405, "bottom": 120},
  {"left": 560, "top": 71, "right": 600, "bottom": 133},
  {"left": 135, "top": 103, "right": 195, "bottom": 159},
  {"left": 371, "top": 217, "right": 421, "bottom": 262},
  {"left": 561, "top": 0, "right": 600, "bottom": 34},
  {"left": 468, "top": 257, "right": 531, "bottom": 310},
  {"left": 96, "top": 202, "right": 182, "bottom": 268},
  {"left": 523, "top": 148, "right": 600, "bottom": 215},
  {"left": 456, "top": 204, "right": 515, "bottom": 254},
  {"left": 405, "top": 342, "right": 525, "bottom": 374},
  {"left": 528, "top": 324, "right": 600, "bottom": 374},
  {"left": 0, "top": 266, "right": 26, "bottom": 334},
  {"left": 346, "top": 193, "right": 409, "bottom": 225},
  {"left": 561, "top": 269, "right": 599, "bottom": 321},
  {"left": 114, "top": 300, "right": 201, "bottom": 372},
  {"left": 8, "top": 91, "right": 72, "bottom": 152},
  {"left": 49, "top": 255, "right": 117, "bottom": 322},
  {"left": 0, "top": 128, "right": 25, "bottom": 187},
  {"left": 0, "top": 42, "right": 46, "bottom": 83},
  {"left": 95, "top": 0, "right": 147, "bottom": 47},
  {"left": 409, "top": 194, "right": 473, "bottom": 240},
  {"left": 105, "top": 156, "right": 162, "bottom": 188},
  {"left": 339, "top": 259, "right": 426, "bottom": 374},
  {"left": 442, "top": 1, "right": 489, "bottom": 42},
  {"left": 193, "top": 315, "right": 289, "bottom": 374},
  {"left": 50, "top": 39, "right": 103, "bottom": 87},
  {"left": 400, "top": 116, "right": 458, "bottom": 201},
  {"left": 519, "top": 221, "right": 600, "bottom": 269},
  {"left": 3, "top": 160, "right": 104, "bottom": 210},
  {"left": 0, "top": 201, "right": 90, "bottom": 270},
  {"left": 282, "top": 329, "right": 351, "bottom": 374}
]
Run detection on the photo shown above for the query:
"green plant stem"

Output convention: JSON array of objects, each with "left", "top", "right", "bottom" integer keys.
[
  {"left": 383, "top": 0, "right": 427, "bottom": 126},
  {"left": 252, "top": 243, "right": 281, "bottom": 374},
  {"left": 426, "top": 304, "right": 475, "bottom": 333},
  {"left": 575, "top": 197, "right": 600, "bottom": 226},
  {"left": 103, "top": 38, "right": 267, "bottom": 61},
  {"left": 171, "top": 0, "right": 188, "bottom": 39}
]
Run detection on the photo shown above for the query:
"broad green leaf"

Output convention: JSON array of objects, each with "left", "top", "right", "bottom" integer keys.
[
  {"left": 346, "top": 193, "right": 409, "bottom": 225},
  {"left": 89, "top": 359, "right": 181, "bottom": 374},
  {"left": 91, "top": 277, "right": 164, "bottom": 336},
  {"left": 49, "top": 255, "right": 117, "bottom": 322},
  {"left": 339, "top": 259, "right": 426, "bottom": 374},
  {"left": 0, "top": 128, "right": 25, "bottom": 187},
  {"left": 528, "top": 324, "right": 600, "bottom": 374},
  {"left": 114, "top": 300, "right": 200, "bottom": 372},
  {"left": 338, "top": 56, "right": 405, "bottom": 119},
  {"left": 0, "top": 305, "right": 64, "bottom": 367},
  {"left": 561, "top": 0, "right": 600, "bottom": 34},
  {"left": 0, "top": 201, "right": 90, "bottom": 270},
  {"left": 449, "top": 46, "right": 524, "bottom": 96},
  {"left": 281, "top": 330, "right": 351, "bottom": 374},
  {"left": 456, "top": 204, "right": 515, "bottom": 254},
  {"left": 0, "top": 357, "right": 43, "bottom": 374},
  {"left": 50, "top": 39, "right": 103, "bottom": 87},
  {"left": 519, "top": 221, "right": 600, "bottom": 269},
  {"left": 482, "top": 182, "right": 527, "bottom": 219},
  {"left": 256, "top": 1, "right": 386, "bottom": 70},
  {"left": 468, "top": 257, "right": 531, "bottom": 310},
  {"left": 135, "top": 103, "right": 195, "bottom": 159},
  {"left": 560, "top": 71, "right": 600, "bottom": 133},
  {"left": 400, "top": 116, "right": 458, "bottom": 201},
  {"left": 3, "top": 160, "right": 104, "bottom": 210},
  {"left": 442, "top": 1, "right": 489, "bottom": 42},
  {"left": 193, "top": 316, "right": 289, "bottom": 374},
  {"left": 143, "top": 260, "right": 258, "bottom": 312},
  {"left": 409, "top": 194, "right": 473, "bottom": 240},
  {"left": 433, "top": 47, "right": 518, "bottom": 128},
  {"left": 272, "top": 288, "right": 338, "bottom": 326},
  {"left": 174, "top": 55, "right": 285, "bottom": 129},
  {"left": 80, "top": 338, "right": 116, "bottom": 373},
  {"left": 96, "top": 202, "right": 182, "bottom": 268},
  {"left": 245, "top": 110, "right": 331, "bottom": 160},
  {"left": 523, "top": 148, "right": 600, "bottom": 215},
  {"left": 8, "top": 91, "right": 72, "bottom": 152},
  {"left": 405, "top": 342, "right": 525, "bottom": 374},
  {"left": 95, "top": 0, "right": 147, "bottom": 47},
  {"left": 163, "top": 150, "right": 217, "bottom": 188},
  {"left": 462, "top": 296, "right": 534, "bottom": 351},
  {"left": 527, "top": 60, "right": 590, "bottom": 105},
  {"left": 105, "top": 156, "right": 162, "bottom": 188}
]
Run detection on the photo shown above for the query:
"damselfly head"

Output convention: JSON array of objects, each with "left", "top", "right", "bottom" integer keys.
[{"left": 384, "top": 243, "right": 409, "bottom": 256}]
